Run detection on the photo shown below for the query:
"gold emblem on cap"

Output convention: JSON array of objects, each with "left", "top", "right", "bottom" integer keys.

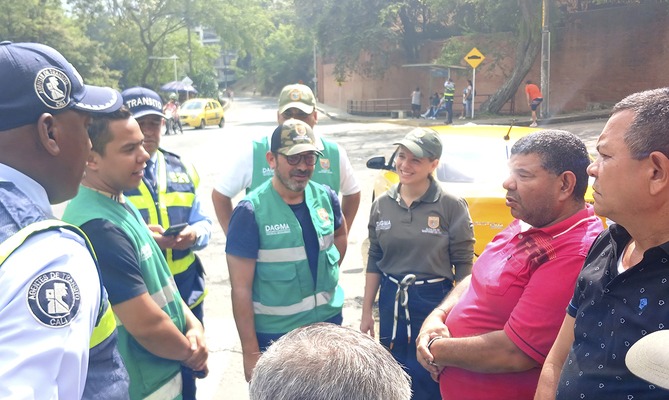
[
  {"left": 294, "top": 124, "right": 307, "bottom": 135},
  {"left": 289, "top": 89, "right": 302, "bottom": 101}
]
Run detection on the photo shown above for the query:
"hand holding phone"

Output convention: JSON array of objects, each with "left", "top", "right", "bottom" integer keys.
[{"left": 162, "top": 223, "right": 188, "bottom": 236}]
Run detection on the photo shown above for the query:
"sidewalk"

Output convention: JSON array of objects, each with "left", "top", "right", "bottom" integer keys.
[{"left": 317, "top": 103, "right": 612, "bottom": 127}]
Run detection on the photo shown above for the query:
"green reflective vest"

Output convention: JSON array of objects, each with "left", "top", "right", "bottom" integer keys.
[
  {"left": 249, "top": 136, "right": 340, "bottom": 193},
  {"left": 247, "top": 180, "right": 344, "bottom": 334},
  {"left": 63, "top": 187, "right": 185, "bottom": 400}
]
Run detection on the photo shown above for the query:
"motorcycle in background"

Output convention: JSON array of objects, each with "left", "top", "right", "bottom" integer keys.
[{"left": 164, "top": 108, "right": 183, "bottom": 135}]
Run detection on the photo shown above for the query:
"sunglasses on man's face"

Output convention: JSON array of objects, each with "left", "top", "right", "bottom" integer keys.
[
  {"left": 282, "top": 153, "right": 318, "bottom": 166},
  {"left": 281, "top": 109, "right": 312, "bottom": 120}
]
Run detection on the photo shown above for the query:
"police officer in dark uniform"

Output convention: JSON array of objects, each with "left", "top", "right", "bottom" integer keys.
[{"left": 0, "top": 41, "right": 127, "bottom": 399}]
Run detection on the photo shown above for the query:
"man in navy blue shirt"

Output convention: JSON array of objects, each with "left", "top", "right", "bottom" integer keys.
[
  {"left": 536, "top": 87, "right": 669, "bottom": 399},
  {"left": 226, "top": 119, "right": 347, "bottom": 382}
]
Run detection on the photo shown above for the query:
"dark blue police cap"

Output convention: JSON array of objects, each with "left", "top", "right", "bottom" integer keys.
[
  {"left": 0, "top": 41, "right": 122, "bottom": 131},
  {"left": 121, "top": 87, "right": 166, "bottom": 119}
]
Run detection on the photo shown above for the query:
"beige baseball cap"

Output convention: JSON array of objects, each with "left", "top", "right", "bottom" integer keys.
[{"left": 278, "top": 84, "right": 316, "bottom": 114}]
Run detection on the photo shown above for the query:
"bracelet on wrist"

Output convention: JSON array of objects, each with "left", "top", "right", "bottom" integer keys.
[{"left": 427, "top": 336, "right": 443, "bottom": 352}]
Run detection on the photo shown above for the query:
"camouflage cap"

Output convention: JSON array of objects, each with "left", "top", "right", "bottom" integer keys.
[
  {"left": 393, "top": 127, "right": 443, "bottom": 159},
  {"left": 270, "top": 119, "right": 323, "bottom": 156},
  {"left": 278, "top": 84, "right": 316, "bottom": 114}
]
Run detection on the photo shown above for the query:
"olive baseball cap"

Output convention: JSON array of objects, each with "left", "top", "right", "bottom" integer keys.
[
  {"left": 270, "top": 119, "right": 323, "bottom": 156},
  {"left": 394, "top": 128, "right": 443, "bottom": 159},
  {"left": 278, "top": 84, "right": 316, "bottom": 114},
  {"left": 0, "top": 41, "right": 123, "bottom": 131}
]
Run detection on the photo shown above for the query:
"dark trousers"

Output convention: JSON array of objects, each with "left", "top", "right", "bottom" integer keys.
[
  {"left": 379, "top": 275, "right": 453, "bottom": 400},
  {"left": 444, "top": 100, "right": 454, "bottom": 123},
  {"left": 182, "top": 302, "right": 204, "bottom": 400},
  {"left": 412, "top": 103, "right": 421, "bottom": 118}
]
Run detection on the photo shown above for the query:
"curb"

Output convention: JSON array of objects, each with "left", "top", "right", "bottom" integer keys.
[{"left": 317, "top": 107, "right": 611, "bottom": 127}]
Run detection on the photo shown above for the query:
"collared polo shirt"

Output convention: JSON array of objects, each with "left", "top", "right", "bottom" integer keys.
[
  {"left": 557, "top": 224, "right": 669, "bottom": 399},
  {"left": 440, "top": 205, "right": 603, "bottom": 400},
  {"left": 367, "top": 178, "right": 474, "bottom": 281}
]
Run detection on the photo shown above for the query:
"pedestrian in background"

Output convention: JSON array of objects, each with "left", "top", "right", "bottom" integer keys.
[
  {"left": 460, "top": 79, "right": 473, "bottom": 119},
  {"left": 411, "top": 87, "right": 421, "bottom": 118},
  {"left": 361, "top": 128, "right": 475, "bottom": 399},
  {"left": 122, "top": 87, "right": 213, "bottom": 400},
  {"left": 535, "top": 88, "right": 669, "bottom": 400},
  {"left": 0, "top": 41, "right": 128, "bottom": 398},
  {"left": 525, "top": 80, "right": 543, "bottom": 127},
  {"left": 422, "top": 92, "right": 441, "bottom": 119},
  {"left": 417, "top": 130, "right": 603, "bottom": 400}
]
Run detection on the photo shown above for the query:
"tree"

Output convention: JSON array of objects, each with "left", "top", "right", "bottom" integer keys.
[
  {"left": 479, "top": 0, "right": 542, "bottom": 114},
  {"left": 254, "top": 23, "right": 312, "bottom": 95},
  {"left": 431, "top": 0, "right": 543, "bottom": 114},
  {"left": 293, "top": 0, "right": 459, "bottom": 80},
  {"left": 0, "top": 0, "right": 119, "bottom": 86}
]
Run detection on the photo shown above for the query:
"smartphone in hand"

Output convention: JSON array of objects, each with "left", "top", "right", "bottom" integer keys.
[{"left": 162, "top": 223, "right": 188, "bottom": 236}]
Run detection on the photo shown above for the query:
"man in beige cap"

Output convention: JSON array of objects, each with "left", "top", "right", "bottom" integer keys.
[
  {"left": 225, "top": 118, "right": 348, "bottom": 381},
  {"left": 212, "top": 83, "right": 360, "bottom": 239}
]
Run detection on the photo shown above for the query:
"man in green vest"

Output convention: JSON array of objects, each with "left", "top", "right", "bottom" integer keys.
[
  {"left": 226, "top": 119, "right": 348, "bottom": 382},
  {"left": 212, "top": 83, "right": 360, "bottom": 237},
  {"left": 122, "top": 87, "right": 212, "bottom": 400},
  {"left": 63, "top": 106, "right": 208, "bottom": 400}
]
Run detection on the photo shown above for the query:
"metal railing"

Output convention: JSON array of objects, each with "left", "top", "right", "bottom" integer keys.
[
  {"left": 347, "top": 98, "right": 412, "bottom": 116},
  {"left": 346, "top": 94, "right": 515, "bottom": 117}
]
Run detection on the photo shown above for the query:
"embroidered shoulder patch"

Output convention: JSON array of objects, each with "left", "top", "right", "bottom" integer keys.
[{"left": 27, "top": 271, "right": 81, "bottom": 328}]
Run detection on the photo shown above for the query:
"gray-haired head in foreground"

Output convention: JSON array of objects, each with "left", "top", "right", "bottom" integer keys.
[
  {"left": 611, "top": 87, "right": 669, "bottom": 160},
  {"left": 510, "top": 130, "right": 590, "bottom": 200},
  {"left": 249, "top": 323, "right": 412, "bottom": 400}
]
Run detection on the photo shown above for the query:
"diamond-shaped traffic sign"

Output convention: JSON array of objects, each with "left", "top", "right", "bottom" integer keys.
[{"left": 464, "top": 48, "right": 485, "bottom": 69}]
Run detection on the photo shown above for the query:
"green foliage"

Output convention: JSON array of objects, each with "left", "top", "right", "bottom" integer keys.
[
  {"left": 292, "top": 0, "right": 402, "bottom": 79},
  {"left": 254, "top": 23, "right": 312, "bottom": 95},
  {"left": 0, "top": 0, "right": 118, "bottom": 87}
]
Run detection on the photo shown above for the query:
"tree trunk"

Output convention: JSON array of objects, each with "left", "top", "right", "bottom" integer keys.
[{"left": 480, "top": 0, "right": 541, "bottom": 114}]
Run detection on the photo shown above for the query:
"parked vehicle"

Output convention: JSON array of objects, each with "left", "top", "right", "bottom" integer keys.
[{"left": 179, "top": 98, "right": 225, "bottom": 129}]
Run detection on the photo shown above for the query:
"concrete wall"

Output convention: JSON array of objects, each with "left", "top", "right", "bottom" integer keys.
[{"left": 318, "top": 3, "right": 669, "bottom": 115}]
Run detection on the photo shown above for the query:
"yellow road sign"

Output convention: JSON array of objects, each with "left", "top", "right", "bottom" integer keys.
[{"left": 465, "top": 48, "right": 485, "bottom": 69}]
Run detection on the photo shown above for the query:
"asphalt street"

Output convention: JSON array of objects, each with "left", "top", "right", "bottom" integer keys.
[{"left": 52, "top": 96, "right": 609, "bottom": 399}]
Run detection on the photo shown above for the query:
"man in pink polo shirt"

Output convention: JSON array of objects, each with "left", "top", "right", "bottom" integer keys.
[{"left": 416, "top": 130, "right": 604, "bottom": 400}]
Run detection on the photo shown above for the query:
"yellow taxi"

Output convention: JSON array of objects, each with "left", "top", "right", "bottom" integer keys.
[
  {"left": 367, "top": 124, "right": 599, "bottom": 256},
  {"left": 179, "top": 98, "right": 225, "bottom": 129}
]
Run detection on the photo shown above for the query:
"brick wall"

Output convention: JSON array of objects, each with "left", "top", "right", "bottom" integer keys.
[{"left": 319, "top": 3, "right": 669, "bottom": 115}]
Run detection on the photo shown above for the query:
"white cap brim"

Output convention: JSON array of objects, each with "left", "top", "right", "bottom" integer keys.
[
  {"left": 72, "top": 85, "right": 123, "bottom": 114},
  {"left": 625, "top": 330, "right": 669, "bottom": 390}
]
